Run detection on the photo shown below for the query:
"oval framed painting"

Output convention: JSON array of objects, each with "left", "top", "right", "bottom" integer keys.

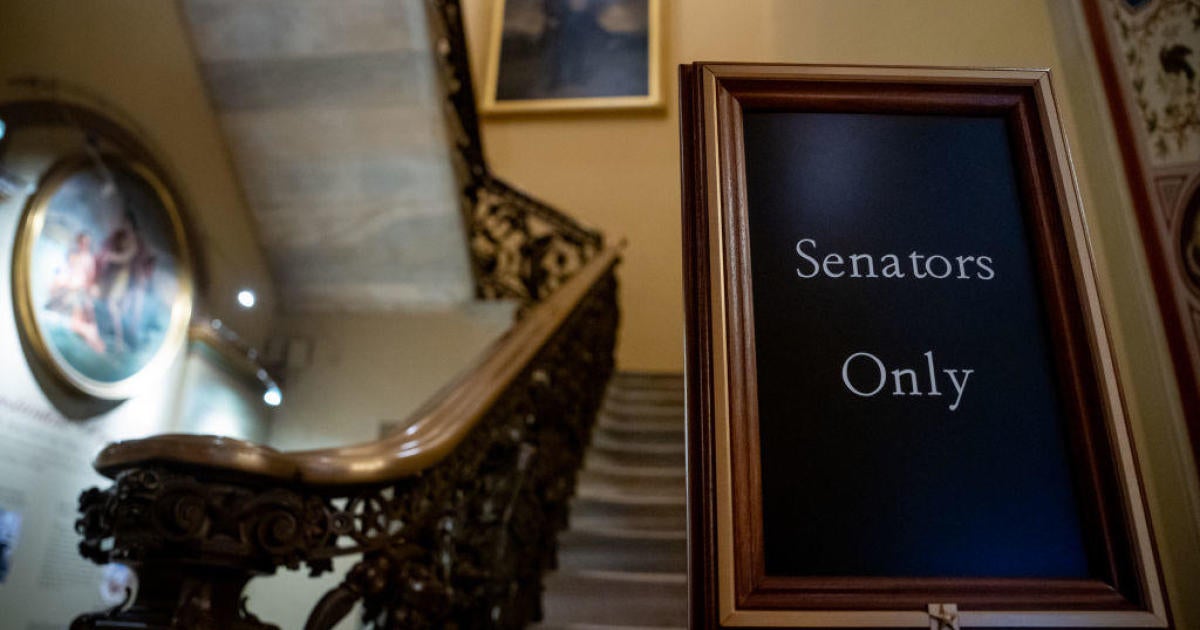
[{"left": 12, "top": 154, "right": 193, "bottom": 399}]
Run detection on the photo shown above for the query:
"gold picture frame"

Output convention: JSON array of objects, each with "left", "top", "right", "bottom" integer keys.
[
  {"left": 12, "top": 154, "right": 194, "bottom": 400},
  {"left": 482, "top": 0, "right": 663, "bottom": 114}
]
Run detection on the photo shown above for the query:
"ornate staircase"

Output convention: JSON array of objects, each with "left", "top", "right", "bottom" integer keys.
[
  {"left": 535, "top": 372, "right": 687, "bottom": 629},
  {"left": 62, "top": 2, "right": 655, "bottom": 627}
]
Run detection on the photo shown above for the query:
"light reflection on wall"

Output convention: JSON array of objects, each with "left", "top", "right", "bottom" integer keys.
[{"left": 174, "top": 343, "right": 272, "bottom": 443}]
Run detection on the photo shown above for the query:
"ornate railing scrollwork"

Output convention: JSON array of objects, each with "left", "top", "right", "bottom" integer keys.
[
  {"left": 470, "top": 179, "right": 604, "bottom": 302},
  {"left": 424, "top": 0, "right": 604, "bottom": 303},
  {"left": 72, "top": 252, "right": 620, "bottom": 629},
  {"left": 424, "top": 0, "right": 486, "bottom": 179}
]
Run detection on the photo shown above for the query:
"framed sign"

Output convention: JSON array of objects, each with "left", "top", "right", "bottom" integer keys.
[
  {"left": 481, "top": 0, "right": 663, "bottom": 114},
  {"left": 12, "top": 154, "right": 193, "bottom": 400},
  {"left": 679, "top": 64, "right": 1170, "bottom": 628}
]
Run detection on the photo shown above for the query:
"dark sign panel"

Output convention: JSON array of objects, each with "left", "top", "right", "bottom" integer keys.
[
  {"left": 742, "top": 111, "right": 1089, "bottom": 579},
  {"left": 679, "top": 64, "right": 1169, "bottom": 629}
]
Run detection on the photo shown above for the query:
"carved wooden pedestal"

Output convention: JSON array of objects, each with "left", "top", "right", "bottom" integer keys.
[{"left": 71, "top": 468, "right": 326, "bottom": 629}]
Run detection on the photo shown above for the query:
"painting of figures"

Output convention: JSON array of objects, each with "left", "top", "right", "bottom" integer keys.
[
  {"left": 484, "top": 0, "right": 661, "bottom": 112},
  {"left": 14, "top": 157, "right": 192, "bottom": 399}
]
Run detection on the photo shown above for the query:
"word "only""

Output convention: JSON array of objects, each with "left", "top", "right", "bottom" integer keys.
[{"left": 841, "top": 350, "right": 973, "bottom": 412}]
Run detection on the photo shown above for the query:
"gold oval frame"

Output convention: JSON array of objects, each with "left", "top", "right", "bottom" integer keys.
[{"left": 12, "top": 154, "right": 194, "bottom": 400}]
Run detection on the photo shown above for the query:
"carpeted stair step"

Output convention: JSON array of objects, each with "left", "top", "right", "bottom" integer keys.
[
  {"left": 589, "top": 434, "right": 685, "bottom": 468},
  {"left": 609, "top": 372, "right": 684, "bottom": 391},
  {"left": 594, "top": 419, "right": 684, "bottom": 446},
  {"left": 568, "top": 497, "right": 687, "bottom": 531},
  {"left": 536, "top": 571, "right": 687, "bottom": 627},
  {"left": 556, "top": 528, "right": 687, "bottom": 573},
  {"left": 539, "top": 372, "right": 687, "bottom": 628},
  {"left": 577, "top": 466, "right": 684, "bottom": 497}
]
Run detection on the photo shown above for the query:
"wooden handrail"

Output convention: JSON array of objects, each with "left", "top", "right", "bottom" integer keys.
[{"left": 94, "top": 244, "right": 623, "bottom": 487}]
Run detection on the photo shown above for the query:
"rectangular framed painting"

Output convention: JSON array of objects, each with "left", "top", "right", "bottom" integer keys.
[
  {"left": 678, "top": 64, "right": 1171, "bottom": 628},
  {"left": 482, "top": 0, "right": 662, "bottom": 114}
]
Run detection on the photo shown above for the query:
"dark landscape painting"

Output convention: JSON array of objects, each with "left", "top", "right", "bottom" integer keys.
[{"left": 494, "top": 0, "right": 652, "bottom": 103}]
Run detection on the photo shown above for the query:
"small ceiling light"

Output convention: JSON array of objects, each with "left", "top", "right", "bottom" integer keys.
[
  {"left": 263, "top": 384, "right": 282, "bottom": 407},
  {"left": 237, "top": 289, "right": 256, "bottom": 309}
]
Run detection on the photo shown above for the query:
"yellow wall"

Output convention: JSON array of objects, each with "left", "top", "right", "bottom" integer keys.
[
  {"left": 463, "top": 0, "right": 1200, "bottom": 623},
  {"left": 0, "top": 0, "right": 275, "bottom": 342}
]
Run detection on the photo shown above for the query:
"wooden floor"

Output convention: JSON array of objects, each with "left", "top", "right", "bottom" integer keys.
[{"left": 534, "top": 372, "right": 687, "bottom": 630}]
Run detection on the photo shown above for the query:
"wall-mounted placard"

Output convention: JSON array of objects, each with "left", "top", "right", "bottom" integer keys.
[{"left": 679, "top": 64, "right": 1170, "bottom": 628}]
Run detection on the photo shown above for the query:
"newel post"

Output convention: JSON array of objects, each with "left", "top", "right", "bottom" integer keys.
[{"left": 71, "top": 467, "right": 333, "bottom": 629}]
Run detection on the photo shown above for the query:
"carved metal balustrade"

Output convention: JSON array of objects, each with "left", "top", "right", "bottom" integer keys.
[
  {"left": 72, "top": 247, "right": 621, "bottom": 629},
  {"left": 425, "top": 0, "right": 604, "bottom": 303}
]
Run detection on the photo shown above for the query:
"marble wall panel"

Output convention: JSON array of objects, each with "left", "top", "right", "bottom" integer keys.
[
  {"left": 253, "top": 196, "right": 457, "bottom": 251},
  {"left": 284, "top": 274, "right": 475, "bottom": 311},
  {"left": 181, "top": 0, "right": 425, "bottom": 61},
  {"left": 219, "top": 106, "right": 449, "bottom": 161},
  {"left": 232, "top": 153, "right": 455, "bottom": 209},
  {"left": 265, "top": 211, "right": 472, "bottom": 310},
  {"left": 199, "top": 51, "right": 434, "bottom": 111},
  {"left": 178, "top": 0, "right": 473, "bottom": 310}
]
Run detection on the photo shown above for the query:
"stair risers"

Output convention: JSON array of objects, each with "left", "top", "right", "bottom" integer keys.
[{"left": 537, "top": 373, "right": 687, "bottom": 629}]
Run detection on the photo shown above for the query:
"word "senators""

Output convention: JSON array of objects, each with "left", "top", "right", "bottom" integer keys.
[{"left": 794, "top": 238, "right": 995, "bottom": 281}]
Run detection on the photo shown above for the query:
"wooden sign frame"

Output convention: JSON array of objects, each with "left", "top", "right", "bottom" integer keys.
[{"left": 679, "top": 64, "right": 1170, "bottom": 628}]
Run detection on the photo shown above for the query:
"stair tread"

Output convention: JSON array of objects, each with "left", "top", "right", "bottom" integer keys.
[
  {"left": 592, "top": 434, "right": 684, "bottom": 454},
  {"left": 595, "top": 429, "right": 683, "bottom": 448},
  {"left": 554, "top": 569, "right": 687, "bottom": 583},
  {"left": 542, "top": 373, "right": 686, "bottom": 628},
  {"left": 569, "top": 515, "right": 685, "bottom": 534},
  {"left": 601, "top": 401, "right": 684, "bottom": 418},
  {"left": 571, "top": 513, "right": 686, "bottom": 528},
  {"left": 535, "top": 619, "right": 686, "bottom": 624},
  {"left": 582, "top": 467, "right": 683, "bottom": 481},
  {"left": 563, "top": 524, "right": 687, "bottom": 541},
  {"left": 583, "top": 451, "right": 682, "bottom": 475},
  {"left": 571, "top": 499, "right": 686, "bottom": 523},
  {"left": 610, "top": 372, "right": 684, "bottom": 385},
  {"left": 557, "top": 540, "right": 686, "bottom": 572},
  {"left": 568, "top": 500, "right": 686, "bottom": 527},
  {"left": 576, "top": 471, "right": 684, "bottom": 498},
  {"left": 582, "top": 461, "right": 684, "bottom": 481},
  {"left": 597, "top": 414, "right": 683, "bottom": 431},
  {"left": 575, "top": 483, "right": 686, "bottom": 506},
  {"left": 539, "top": 570, "right": 687, "bottom": 626},
  {"left": 596, "top": 414, "right": 684, "bottom": 433},
  {"left": 604, "top": 392, "right": 685, "bottom": 406},
  {"left": 606, "top": 389, "right": 684, "bottom": 401}
]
